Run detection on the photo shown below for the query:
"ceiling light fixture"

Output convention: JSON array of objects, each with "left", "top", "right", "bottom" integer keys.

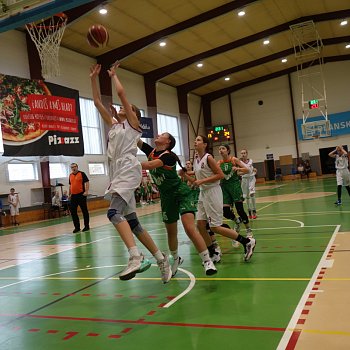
[
  {"left": 263, "top": 39, "right": 270, "bottom": 45},
  {"left": 197, "top": 62, "right": 203, "bottom": 68},
  {"left": 281, "top": 58, "right": 287, "bottom": 63},
  {"left": 99, "top": 6, "right": 107, "bottom": 15},
  {"left": 224, "top": 77, "right": 230, "bottom": 81},
  {"left": 159, "top": 41, "right": 166, "bottom": 47},
  {"left": 340, "top": 20, "right": 348, "bottom": 26},
  {"left": 238, "top": 10, "right": 245, "bottom": 17},
  {"left": 346, "top": 44, "right": 350, "bottom": 49}
]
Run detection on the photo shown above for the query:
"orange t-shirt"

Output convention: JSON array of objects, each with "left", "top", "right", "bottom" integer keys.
[{"left": 69, "top": 171, "right": 88, "bottom": 195}]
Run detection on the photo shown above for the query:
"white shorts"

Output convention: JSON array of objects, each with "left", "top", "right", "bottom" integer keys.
[
  {"left": 196, "top": 185, "right": 223, "bottom": 227},
  {"left": 241, "top": 176, "right": 256, "bottom": 198},
  {"left": 9, "top": 204, "right": 19, "bottom": 216},
  {"left": 106, "top": 155, "right": 142, "bottom": 213},
  {"left": 336, "top": 168, "right": 350, "bottom": 186}
]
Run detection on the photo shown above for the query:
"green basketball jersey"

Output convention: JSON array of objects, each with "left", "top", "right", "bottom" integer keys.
[
  {"left": 219, "top": 158, "right": 241, "bottom": 185},
  {"left": 148, "top": 149, "right": 181, "bottom": 193}
]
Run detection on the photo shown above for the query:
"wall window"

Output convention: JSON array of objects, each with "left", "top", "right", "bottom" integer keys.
[
  {"left": 88, "top": 162, "right": 106, "bottom": 175},
  {"left": 8, "top": 163, "right": 38, "bottom": 181},
  {"left": 80, "top": 97, "right": 103, "bottom": 155},
  {"left": 157, "top": 113, "right": 182, "bottom": 155},
  {"left": 49, "top": 163, "right": 68, "bottom": 179}
]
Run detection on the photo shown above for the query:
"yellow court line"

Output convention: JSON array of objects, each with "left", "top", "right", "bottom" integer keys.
[
  {"left": 293, "top": 328, "right": 350, "bottom": 336},
  {"left": 1, "top": 277, "right": 350, "bottom": 281}
]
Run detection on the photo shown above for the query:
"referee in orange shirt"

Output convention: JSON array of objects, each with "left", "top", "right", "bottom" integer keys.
[{"left": 69, "top": 163, "right": 90, "bottom": 233}]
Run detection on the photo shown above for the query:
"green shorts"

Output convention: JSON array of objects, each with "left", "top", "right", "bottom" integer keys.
[
  {"left": 160, "top": 182, "right": 197, "bottom": 224},
  {"left": 221, "top": 182, "right": 244, "bottom": 204}
]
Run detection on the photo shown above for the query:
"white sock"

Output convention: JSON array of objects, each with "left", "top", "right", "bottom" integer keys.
[
  {"left": 128, "top": 246, "right": 140, "bottom": 257},
  {"left": 250, "top": 196, "right": 256, "bottom": 211},
  {"left": 153, "top": 250, "right": 164, "bottom": 262},
  {"left": 170, "top": 250, "right": 179, "bottom": 260},
  {"left": 199, "top": 250, "right": 210, "bottom": 263}
]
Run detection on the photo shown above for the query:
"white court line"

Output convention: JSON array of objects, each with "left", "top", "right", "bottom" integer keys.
[
  {"left": 257, "top": 202, "right": 277, "bottom": 212},
  {"left": 276, "top": 224, "right": 341, "bottom": 350},
  {"left": 251, "top": 224, "right": 338, "bottom": 231},
  {"left": 163, "top": 267, "right": 195, "bottom": 308},
  {"left": 0, "top": 236, "right": 114, "bottom": 271},
  {"left": 259, "top": 210, "right": 350, "bottom": 217}
]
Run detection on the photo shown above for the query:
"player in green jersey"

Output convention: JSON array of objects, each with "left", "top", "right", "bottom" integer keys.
[
  {"left": 139, "top": 132, "right": 217, "bottom": 276},
  {"left": 218, "top": 144, "right": 253, "bottom": 247}
]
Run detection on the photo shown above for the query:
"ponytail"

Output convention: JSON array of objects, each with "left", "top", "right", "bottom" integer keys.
[{"left": 166, "top": 132, "right": 187, "bottom": 172}]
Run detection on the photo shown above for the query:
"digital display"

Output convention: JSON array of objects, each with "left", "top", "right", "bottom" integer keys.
[
  {"left": 308, "top": 99, "right": 319, "bottom": 109},
  {"left": 207, "top": 125, "right": 231, "bottom": 142}
]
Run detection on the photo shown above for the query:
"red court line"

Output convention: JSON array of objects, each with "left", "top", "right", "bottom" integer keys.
[
  {"left": 285, "top": 329, "right": 301, "bottom": 350},
  {"left": 0, "top": 313, "right": 285, "bottom": 332}
]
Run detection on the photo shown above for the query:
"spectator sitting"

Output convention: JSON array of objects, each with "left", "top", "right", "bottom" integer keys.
[
  {"left": 61, "top": 190, "right": 70, "bottom": 215},
  {"left": 0, "top": 199, "right": 6, "bottom": 217},
  {"left": 275, "top": 167, "right": 282, "bottom": 182},
  {"left": 304, "top": 160, "right": 312, "bottom": 178},
  {"left": 297, "top": 162, "right": 305, "bottom": 176},
  {"left": 52, "top": 191, "right": 61, "bottom": 211}
]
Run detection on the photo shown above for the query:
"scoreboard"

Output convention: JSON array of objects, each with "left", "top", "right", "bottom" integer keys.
[{"left": 207, "top": 125, "right": 231, "bottom": 142}]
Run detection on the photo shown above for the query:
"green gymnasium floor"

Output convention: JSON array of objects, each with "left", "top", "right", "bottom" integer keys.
[{"left": 0, "top": 177, "right": 349, "bottom": 350}]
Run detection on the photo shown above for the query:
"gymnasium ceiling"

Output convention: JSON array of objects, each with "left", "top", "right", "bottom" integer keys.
[{"left": 2, "top": 0, "right": 350, "bottom": 101}]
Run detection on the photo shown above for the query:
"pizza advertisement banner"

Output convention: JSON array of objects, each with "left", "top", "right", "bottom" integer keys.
[{"left": 0, "top": 73, "right": 84, "bottom": 156}]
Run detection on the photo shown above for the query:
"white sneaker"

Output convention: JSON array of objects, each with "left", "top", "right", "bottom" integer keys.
[
  {"left": 171, "top": 256, "right": 184, "bottom": 277},
  {"left": 204, "top": 260, "right": 217, "bottom": 275},
  {"left": 119, "top": 254, "right": 151, "bottom": 281},
  {"left": 157, "top": 253, "right": 172, "bottom": 284},
  {"left": 231, "top": 240, "right": 240, "bottom": 248},
  {"left": 211, "top": 252, "right": 221, "bottom": 263},
  {"left": 244, "top": 238, "right": 256, "bottom": 262},
  {"left": 213, "top": 241, "right": 222, "bottom": 255}
]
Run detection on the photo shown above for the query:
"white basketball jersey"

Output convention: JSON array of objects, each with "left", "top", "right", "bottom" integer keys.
[
  {"left": 107, "top": 120, "right": 141, "bottom": 161},
  {"left": 193, "top": 153, "right": 220, "bottom": 190},
  {"left": 241, "top": 158, "right": 254, "bottom": 178},
  {"left": 335, "top": 154, "right": 349, "bottom": 170}
]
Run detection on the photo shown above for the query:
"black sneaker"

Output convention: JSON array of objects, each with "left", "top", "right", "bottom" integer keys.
[
  {"left": 73, "top": 228, "right": 80, "bottom": 233},
  {"left": 334, "top": 200, "right": 342, "bottom": 206},
  {"left": 82, "top": 227, "right": 90, "bottom": 232}
]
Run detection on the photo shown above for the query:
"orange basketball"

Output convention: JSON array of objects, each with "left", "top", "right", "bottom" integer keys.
[{"left": 87, "top": 24, "right": 109, "bottom": 48}]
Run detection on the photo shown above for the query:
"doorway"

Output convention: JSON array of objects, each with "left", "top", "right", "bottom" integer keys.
[{"left": 319, "top": 145, "right": 348, "bottom": 174}]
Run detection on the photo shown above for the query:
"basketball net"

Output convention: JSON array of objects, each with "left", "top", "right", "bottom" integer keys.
[{"left": 26, "top": 13, "right": 67, "bottom": 79}]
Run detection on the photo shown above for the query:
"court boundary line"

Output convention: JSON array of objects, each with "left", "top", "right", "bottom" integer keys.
[{"left": 276, "top": 224, "right": 341, "bottom": 349}]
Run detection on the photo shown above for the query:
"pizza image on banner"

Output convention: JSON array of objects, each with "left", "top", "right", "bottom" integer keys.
[
  {"left": 0, "top": 73, "right": 84, "bottom": 156},
  {"left": 0, "top": 74, "right": 50, "bottom": 142}
]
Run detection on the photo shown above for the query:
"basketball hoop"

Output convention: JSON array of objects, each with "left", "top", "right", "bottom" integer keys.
[{"left": 26, "top": 13, "right": 67, "bottom": 79}]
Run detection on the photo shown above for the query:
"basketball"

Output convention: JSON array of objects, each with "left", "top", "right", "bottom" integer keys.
[{"left": 87, "top": 24, "right": 109, "bottom": 48}]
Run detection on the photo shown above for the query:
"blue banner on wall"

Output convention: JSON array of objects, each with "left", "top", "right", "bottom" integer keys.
[
  {"left": 140, "top": 117, "right": 154, "bottom": 138},
  {"left": 296, "top": 111, "right": 350, "bottom": 140}
]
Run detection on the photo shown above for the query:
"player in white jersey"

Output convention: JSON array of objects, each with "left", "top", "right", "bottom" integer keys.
[
  {"left": 90, "top": 63, "right": 171, "bottom": 283},
  {"left": 8, "top": 188, "right": 20, "bottom": 226},
  {"left": 240, "top": 149, "right": 257, "bottom": 219},
  {"left": 182, "top": 135, "right": 256, "bottom": 262},
  {"left": 328, "top": 145, "right": 350, "bottom": 205}
]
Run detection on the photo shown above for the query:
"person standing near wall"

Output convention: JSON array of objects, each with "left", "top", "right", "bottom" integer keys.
[
  {"left": 328, "top": 145, "right": 350, "bottom": 205},
  {"left": 69, "top": 163, "right": 90, "bottom": 233},
  {"left": 8, "top": 188, "right": 20, "bottom": 226}
]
